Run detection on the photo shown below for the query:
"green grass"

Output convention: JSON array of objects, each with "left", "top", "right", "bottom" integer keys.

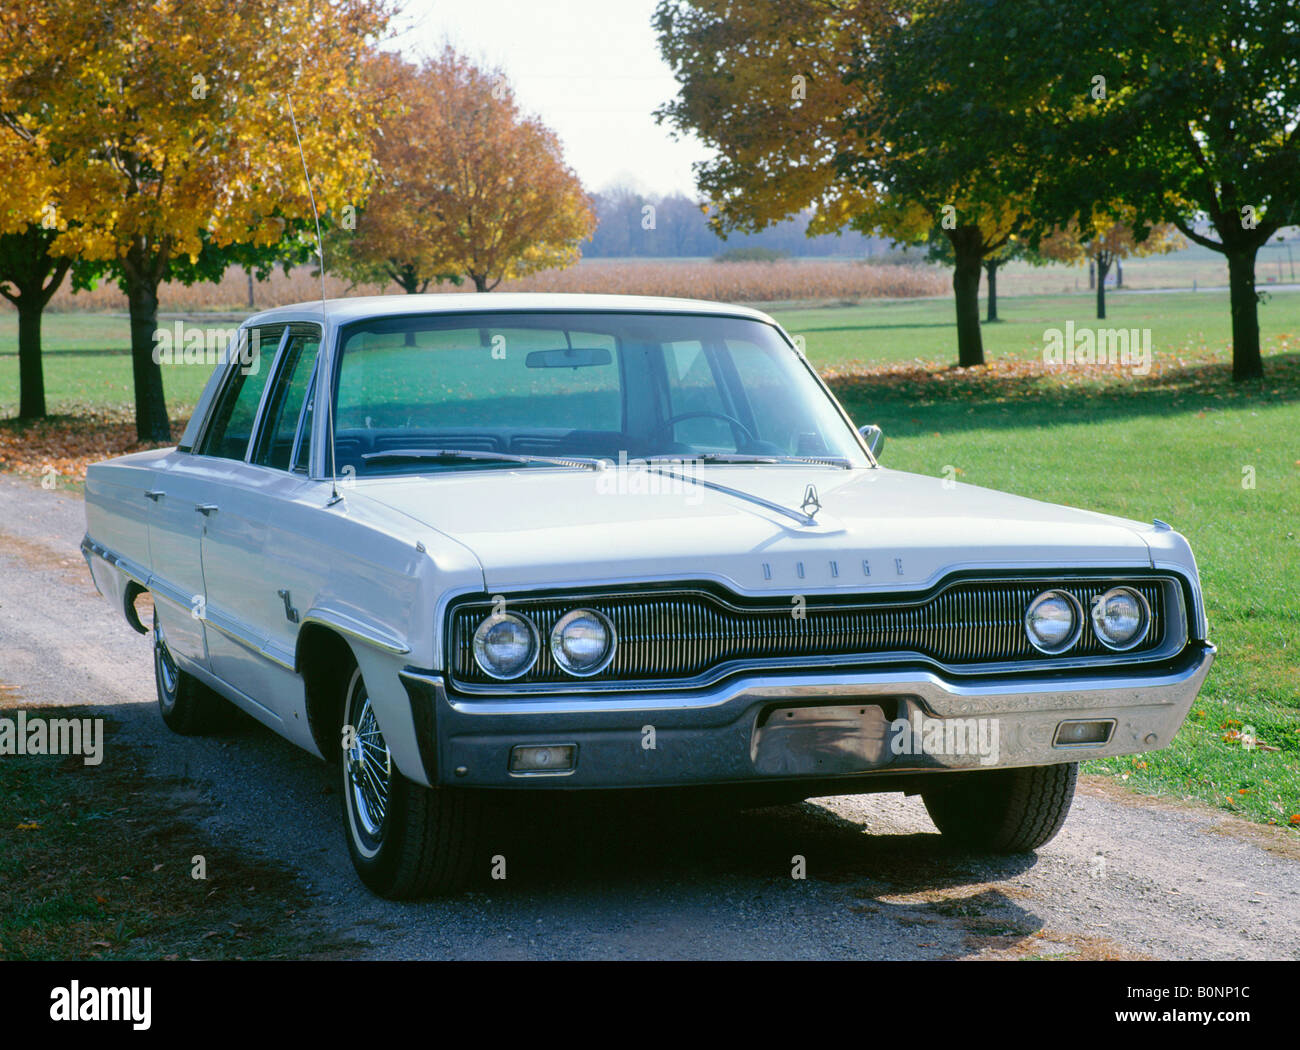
[
  {"left": 773, "top": 289, "right": 1300, "bottom": 370},
  {"left": 1, "top": 290, "right": 1297, "bottom": 828}
]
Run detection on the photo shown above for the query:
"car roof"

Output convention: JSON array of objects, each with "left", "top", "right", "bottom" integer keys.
[{"left": 242, "top": 292, "right": 779, "bottom": 328}]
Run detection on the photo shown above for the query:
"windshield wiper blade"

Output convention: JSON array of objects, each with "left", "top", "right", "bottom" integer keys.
[
  {"left": 642, "top": 453, "right": 852, "bottom": 468},
  {"left": 642, "top": 453, "right": 781, "bottom": 465},
  {"left": 361, "top": 448, "right": 602, "bottom": 470}
]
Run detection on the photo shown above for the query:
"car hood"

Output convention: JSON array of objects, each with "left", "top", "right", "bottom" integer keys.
[{"left": 358, "top": 465, "right": 1156, "bottom": 594}]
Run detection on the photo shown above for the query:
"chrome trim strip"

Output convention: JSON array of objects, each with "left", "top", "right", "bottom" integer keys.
[{"left": 301, "top": 609, "right": 411, "bottom": 656}]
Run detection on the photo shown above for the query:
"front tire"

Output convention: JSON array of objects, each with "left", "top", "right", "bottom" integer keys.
[
  {"left": 922, "top": 762, "right": 1077, "bottom": 853},
  {"left": 340, "top": 665, "right": 480, "bottom": 898},
  {"left": 153, "top": 606, "right": 232, "bottom": 735}
]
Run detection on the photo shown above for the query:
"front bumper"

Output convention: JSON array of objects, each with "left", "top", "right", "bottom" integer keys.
[{"left": 400, "top": 643, "right": 1215, "bottom": 790}]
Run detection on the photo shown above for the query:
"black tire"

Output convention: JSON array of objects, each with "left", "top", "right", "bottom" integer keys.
[
  {"left": 153, "top": 605, "right": 232, "bottom": 735},
  {"left": 339, "top": 664, "right": 480, "bottom": 898},
  {"left": 922, "top": 762, "right": 1078, "bottom": 853}
]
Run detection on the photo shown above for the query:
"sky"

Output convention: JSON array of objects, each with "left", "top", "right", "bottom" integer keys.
[{"left": 387, "top": 0, "right": 713, "bottom": 197}]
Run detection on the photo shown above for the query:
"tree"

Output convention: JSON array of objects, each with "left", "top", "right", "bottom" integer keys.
[
  {"left": 0, "top": 228, "right": 71, "bottom": 419},
  {"left": 655, "top": 0, "right": 1038, "bottom": 366},
  {"left": 0, "top": 0, "right": 392, "bottom": 440},
  {"left": 1039, "top": 217, "right": 1184, "bottom": 319},
  {"left": 339, "top": 48, "right": 594, "bottom": 294},
  {"left": 931, "top": 0, "right": 1300, "bottom": 380}
]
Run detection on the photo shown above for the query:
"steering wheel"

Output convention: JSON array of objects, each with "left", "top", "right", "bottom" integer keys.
[{"left": 649, "top": 411, "right": 755, "bottom": 449}]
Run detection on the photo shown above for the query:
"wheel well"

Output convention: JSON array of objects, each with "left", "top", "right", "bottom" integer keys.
[
  {"left": 297, "top": 624, "right": 356, "bottom": 761},
  {"left": 123, "top": 581, "right": 148, "bottom": 635}
]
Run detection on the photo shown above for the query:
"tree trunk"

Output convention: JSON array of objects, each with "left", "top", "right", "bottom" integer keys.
[
  {"left": 1088, "top": 260, "right": 1095, "bottom": 289},
  {"left": 1095, "top": 254, "right": 1110, "bottom": 320},
  {"left": 1226, "top": 247, "right": 1263, "bottom": 381},
  {"left": 984, "top": 259, "right": 999, "bottom": 323},
  {"left": 950, "top": 231, "right": 985, "bottom": 367},
  {"left": 246, "top": 267, "right": 255, "bottom": 308},
  {"left": 1115, "top": 258, "right": 1123, "bottom": 288},
  {"left": 124, "top": 264, "right": 171, "bottom": 443},
  {"left": 471, "top": 272, "right": 489, "bottom": 293},
  {"left": 17, "top": 297, "right": 46, "bottom": 419}
]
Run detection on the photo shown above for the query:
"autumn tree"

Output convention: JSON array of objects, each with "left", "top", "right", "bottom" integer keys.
[
  {"left": 1038, "top": 218, "right": 1184, "bottom": 320},
  {"left": 0, "top": 0, "right": 392, "bottom": 441},
  {"left": 339, "top": 48, "right": 594, "bottom": 294},
  {"left": 0, "top": 111, "right": 76, "bottom": 418},
  {"left": 655, "top": 0, "right": 1038, "bottom": 366}
]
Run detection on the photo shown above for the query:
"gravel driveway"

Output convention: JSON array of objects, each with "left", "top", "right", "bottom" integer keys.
[{"left": 2, "top": 474, "right": 1296, "bottom": 960}]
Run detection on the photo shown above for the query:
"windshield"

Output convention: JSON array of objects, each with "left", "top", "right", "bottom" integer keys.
[{"left": 330, "top": 311, "right": 868, "bottom": 476}]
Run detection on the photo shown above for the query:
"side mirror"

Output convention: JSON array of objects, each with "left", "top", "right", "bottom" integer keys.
[{"left": 859, "top": 423, "right": 884, "bottom": 459}]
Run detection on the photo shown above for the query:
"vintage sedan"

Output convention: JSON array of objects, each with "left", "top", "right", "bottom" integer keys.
[{"left": 82, "top": 294, "right": 1214, "bottom": 898}]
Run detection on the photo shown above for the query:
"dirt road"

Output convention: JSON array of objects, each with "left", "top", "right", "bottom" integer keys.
[{"left": 1, "top": 474, "right": 1296, "bottom": 960}]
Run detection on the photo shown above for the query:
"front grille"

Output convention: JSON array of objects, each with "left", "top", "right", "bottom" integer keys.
[{"left": 448, "top": 577, "right": 1172, "bottom": 690}]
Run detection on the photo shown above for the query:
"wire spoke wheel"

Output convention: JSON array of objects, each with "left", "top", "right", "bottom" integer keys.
[{"left": 344, "top": 675, "right": 392, "bottom": 849}]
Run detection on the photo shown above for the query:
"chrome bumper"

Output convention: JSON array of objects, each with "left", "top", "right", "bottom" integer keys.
[{"left": 400, "top": 644, "right": 1215, "bottom": 789}]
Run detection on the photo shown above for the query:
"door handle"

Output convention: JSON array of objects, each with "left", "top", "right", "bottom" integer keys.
[
  {"left": 195, "top": 504, "right": 219, "bottom": 516},
  {"left": 144, "top": 490, "right": 164, "bottom": 501}
]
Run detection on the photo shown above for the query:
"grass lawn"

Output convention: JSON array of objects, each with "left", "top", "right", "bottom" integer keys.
[
  {"left": 773, "top": 288, "right": 1300, "bottom": 370},
  {"left": 1, "top": 291, "right": 1297, "bottom": 829}
]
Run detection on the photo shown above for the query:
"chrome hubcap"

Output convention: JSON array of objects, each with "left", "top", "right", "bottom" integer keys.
[
  {"left": 347, "top": 692, "right": 391, "bottom": 839},
  {"left": 154, "top": 619, "right": 178, "bottom": 699}
]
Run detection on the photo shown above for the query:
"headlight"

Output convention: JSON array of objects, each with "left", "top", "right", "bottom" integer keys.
[
  {"left": 550, "top": 608, "right": 616, "bottom": 676},
  {"left": 1024, "top": 590, "right": 1082, "bottom": 654},
  {"left": 472, "top": 612, "right": 539, "bottom": 679},
  {"left": 1089, "top": 586, "right": 1150, "bottom": 650}
]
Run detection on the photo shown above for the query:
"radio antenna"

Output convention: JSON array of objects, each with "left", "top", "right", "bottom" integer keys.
[{"left": 287, "top": 95, "right": 342, "bottom": 506}]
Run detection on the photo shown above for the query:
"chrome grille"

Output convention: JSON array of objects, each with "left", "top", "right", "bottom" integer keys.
[{"left": 449, "top": 578, "right": 1168, "bottom": 689}]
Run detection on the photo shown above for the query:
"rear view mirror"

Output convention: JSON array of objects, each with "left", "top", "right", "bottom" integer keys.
[
  {"left": 525, "top": 347, "right": 612, "bottom": 369},
  {"left": 859, "top": 423, "right": 884, "bottom": 459}
]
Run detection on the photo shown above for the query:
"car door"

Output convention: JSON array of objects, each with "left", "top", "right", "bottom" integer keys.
[
  {"left": 160, "top": 323, "right": 285, "bottom": 715},
  {"left": 199, "top": 323, "right": 322, "bottom": 728}
]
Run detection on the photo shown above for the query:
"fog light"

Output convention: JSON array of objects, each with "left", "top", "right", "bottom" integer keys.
[
  {"left": 509, "top": 744, "right": 577, "bottom": 775},
  {"left": 1054, "top": 720, "right": 1114, "bottom": 747}
]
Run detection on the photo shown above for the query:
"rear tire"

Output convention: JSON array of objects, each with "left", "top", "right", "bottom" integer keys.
[
  {"left": 922, "top": 762, "right": 1077, "bottom": 853},
  {"left": 339, "top": 665, "right": 480, "bottom": 898},
  {"left": 153, "top": 605, "right": 232, "bottom": 735}
]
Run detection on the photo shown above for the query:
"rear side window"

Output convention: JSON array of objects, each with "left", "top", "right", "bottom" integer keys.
[
  {"left": 198, "top": 325, "right": 286, "bottom": 460},
  {"left": 252, "top": 324, "right": 322, "bottom": 471}
]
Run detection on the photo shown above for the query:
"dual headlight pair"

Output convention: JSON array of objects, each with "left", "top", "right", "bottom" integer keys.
[
  {"left": 472, "top": 608, "right": 616, "bottom": 680},
  {"left": 1025, "top": 586, "right": 1150, "bottom": 655}
]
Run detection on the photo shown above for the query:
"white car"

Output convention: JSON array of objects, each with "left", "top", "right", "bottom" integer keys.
[{"left": 82, "top": 294, "right": 1215, "bottom": 898}]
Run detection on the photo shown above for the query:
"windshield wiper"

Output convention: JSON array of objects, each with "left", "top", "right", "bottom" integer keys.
[
  {"left": 361, "top": 448, "right": 603, "bottom": 470},
  {"left": 642, "top": 453, "right": 852, "bottom": 468}
]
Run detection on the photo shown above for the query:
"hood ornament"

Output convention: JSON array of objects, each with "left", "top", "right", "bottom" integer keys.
[{"left": 801, "top": 484, "right": 821, "bottom": 519}]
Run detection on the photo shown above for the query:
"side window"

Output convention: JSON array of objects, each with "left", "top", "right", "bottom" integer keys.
[
  {"left": 197, "top": 325, "right": 285, "bottom": 460},
  {"left": 252, "top": 325, "right": 322, "bottom": 471}
]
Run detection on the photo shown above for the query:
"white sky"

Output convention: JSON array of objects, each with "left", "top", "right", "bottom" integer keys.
[{"left": 387, "top": 0, "right": 713, "bottom": 196}]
